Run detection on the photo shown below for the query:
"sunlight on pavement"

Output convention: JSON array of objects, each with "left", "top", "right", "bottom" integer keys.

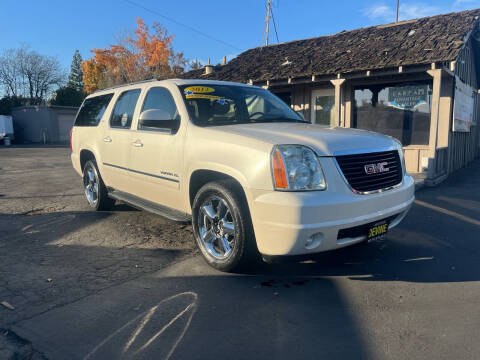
[{"left": 414, "top": 200, "right": 480, "bottom": 226}]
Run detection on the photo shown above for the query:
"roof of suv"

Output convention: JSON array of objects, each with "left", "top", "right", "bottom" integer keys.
[{"left": 89, "top": 78, "right": 254, "bottom": 98}]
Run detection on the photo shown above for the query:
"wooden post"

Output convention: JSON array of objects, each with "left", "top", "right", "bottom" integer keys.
[
  {"left": 330, "top": 78, "right": 346, "bottom": 127},
  {"left": 426, "top": 69, "right": 443, "bottom": 178}
]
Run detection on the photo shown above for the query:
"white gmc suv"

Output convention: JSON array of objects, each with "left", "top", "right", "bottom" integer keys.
[{"left": 71, "top": 79, "right": 415, "bottom": 271}]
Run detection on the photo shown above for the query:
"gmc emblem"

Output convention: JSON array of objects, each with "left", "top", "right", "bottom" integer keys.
[{"left": 364, "top": 162, "right": 389, "bottom": 175}]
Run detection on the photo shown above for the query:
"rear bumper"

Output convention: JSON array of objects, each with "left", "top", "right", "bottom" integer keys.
[
  {"left": 71, "top": 153, "right": 82, "bottom": 176},
  {"left": 249, "top": 158, "right": 415, "bottom": 256}
]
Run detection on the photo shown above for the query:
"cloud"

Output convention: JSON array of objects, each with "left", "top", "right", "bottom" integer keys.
[
  {"left": 364, "top": 5, "right": 393, "bottom": 20},
  {"left": 400, "top": 4, "right": 442, "bottom": 19},
  {"left": 453, "top": 0, "right": 480, "bottom": 10},
  {"left": 364, "top": 1, "right": 480, "bottom": 23},
  {"left": 364, "top": 3, "right": 442, "bottom": 22}
]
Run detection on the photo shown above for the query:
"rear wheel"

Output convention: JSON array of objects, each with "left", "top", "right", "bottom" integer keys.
[
  {"left": 82, "top": 160, "right": 115, "bottom": 211},
  {"left": 192, "top": 180, "right": 259, "bottom": 272}
]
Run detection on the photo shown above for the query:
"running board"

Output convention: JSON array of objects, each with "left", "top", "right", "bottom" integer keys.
[{"left": 108, "top": 190, "right": 191, "bottom": 223}]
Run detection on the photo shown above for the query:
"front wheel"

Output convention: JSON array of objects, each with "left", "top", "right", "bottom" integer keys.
[
  {"left": 82, "top": 160, "right": 115, "bottom": 211},
  {"left": 192, "top": 180, "right": 259, "bottom": 272}
]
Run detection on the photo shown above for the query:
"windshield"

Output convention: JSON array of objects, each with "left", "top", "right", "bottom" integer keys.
[{"left": 179, "top": 84, "right": 306, "bottom": 127}]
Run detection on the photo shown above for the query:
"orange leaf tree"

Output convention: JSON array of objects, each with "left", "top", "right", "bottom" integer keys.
[{"left": 82, "top": 18, "right": 187, "bottom": 94}]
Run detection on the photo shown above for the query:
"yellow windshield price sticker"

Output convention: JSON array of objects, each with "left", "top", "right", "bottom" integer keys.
[
  {"left": 185, "top": 94, "right": 221, "bottom": 100},
  {"left": 184, "top": 86, "right": 215, "bottom": 94}
]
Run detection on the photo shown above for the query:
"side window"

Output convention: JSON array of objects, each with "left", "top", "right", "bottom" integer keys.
[
  {"left": 110, "top": 89, "right": 141, "bottom": 129},
  {"left": 139, "top": 87, "right": 179, "bottom": 132},
  {"left": 142, "top": 87, "right": 178, "bottom": 117},
  {"left": 74, "top": 93, "right": 113, "bottom": 126}
]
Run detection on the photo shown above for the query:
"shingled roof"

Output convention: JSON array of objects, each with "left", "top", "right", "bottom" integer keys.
[{"left": 184, "top": 9, "right": 480, "bottom": 83}]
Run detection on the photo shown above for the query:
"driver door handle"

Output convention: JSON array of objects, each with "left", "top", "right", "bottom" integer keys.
[
  {"left": 103, "top": 136, "right": 112, "bottom": 143},
  {"left": 132, "top": 139, "right": 143, "bottom": 147}
]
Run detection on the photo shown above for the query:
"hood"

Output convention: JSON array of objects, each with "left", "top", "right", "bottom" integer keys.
[{"left": 207, "top": 123, "right": 399, "bottom": 156}]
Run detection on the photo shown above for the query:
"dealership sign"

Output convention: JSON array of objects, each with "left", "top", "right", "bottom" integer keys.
[
  {"left": 453, "top": 76, "right": 475, "bottom": 132},
  {"left": 388, "top": 85, "right": 428, "bottom": 110}
]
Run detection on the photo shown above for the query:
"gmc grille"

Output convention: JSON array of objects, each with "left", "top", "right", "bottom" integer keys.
[{"left": 335, "top": 150, "right": 403, "bottom": 193}]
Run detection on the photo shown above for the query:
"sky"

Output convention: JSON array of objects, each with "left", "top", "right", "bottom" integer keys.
[{"left": 1, "top": 0, "right": 480, "bottom": 72}]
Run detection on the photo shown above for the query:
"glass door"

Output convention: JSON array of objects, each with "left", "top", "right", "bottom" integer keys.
[{"left": 311, "top": 88, "right": 336, "bottom": 126}]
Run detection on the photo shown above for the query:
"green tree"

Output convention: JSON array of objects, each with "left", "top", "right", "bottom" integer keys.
[
  {"left": 51, "top": 50, "right": 86, "bottom": 106},
  {"left": 50, "top": 86, "right": 84, "bottom": 107},
  {"left": 0, "top": 95, "right": 28, "bottom": 115},
  {"left": 67, "top": 49, "right": 84, "bottom": 91},
  {"left": 190, "top": 59, "right": 203, "bottom": 70}
]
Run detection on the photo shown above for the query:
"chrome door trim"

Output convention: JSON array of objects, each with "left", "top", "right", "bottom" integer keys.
[{"left": 103, "top": 162, "right": 180, "bottom": 183}]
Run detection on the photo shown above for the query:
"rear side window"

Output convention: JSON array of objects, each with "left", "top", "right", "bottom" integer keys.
[
  {"left": 110, "top": 89, "right": 141, "bottom": 129},
  {"left": 74, "top": 93, "right": 113, "bottom": 126}
]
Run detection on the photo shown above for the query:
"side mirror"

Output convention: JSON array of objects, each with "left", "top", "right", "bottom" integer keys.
[{"left": 138, "top": 109, "right": 179, "bottom": 133}]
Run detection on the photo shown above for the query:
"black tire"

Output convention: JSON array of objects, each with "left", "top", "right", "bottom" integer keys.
[
  {"left": 82, "top": 160, "right": 115, "bottom": 211},
  {"left": 192, "top": 179, "right": 260, "bottom": 272}
]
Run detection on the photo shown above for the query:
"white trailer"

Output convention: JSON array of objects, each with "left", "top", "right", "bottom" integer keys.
[{"left": 0, "top": 115, "right": 14, "bottom": 142}]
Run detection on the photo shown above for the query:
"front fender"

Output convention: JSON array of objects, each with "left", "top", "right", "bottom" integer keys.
[{"left": 185, "top": 163, "right": 252, "bottom": 213}]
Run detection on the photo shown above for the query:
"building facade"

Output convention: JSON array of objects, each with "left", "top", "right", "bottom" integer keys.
[
  {"left": 185, "top": 10, "right": 480, "bottom": 184},
  {"left": 12, "top": 105, "right": 78, "bottom": 144}
]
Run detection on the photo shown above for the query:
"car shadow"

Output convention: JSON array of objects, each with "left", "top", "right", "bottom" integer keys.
[
  {"left": 2, "top": 208, "right": 368, "bottom": 359},
  {"left": 3, "top": 159, "right": 480, "bottom": 359}
]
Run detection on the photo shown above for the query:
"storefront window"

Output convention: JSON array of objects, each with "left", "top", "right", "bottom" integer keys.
[
  {"left": 312, "top": 89, "right": 336, "bottom": 126},
  {"left": 353, "top": 82, "right": 432, "bottom": 146}
]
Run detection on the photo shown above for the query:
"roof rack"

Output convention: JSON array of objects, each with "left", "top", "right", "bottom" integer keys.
[{"left": 93, "top": 78, "right": 160, "bottom": 93}]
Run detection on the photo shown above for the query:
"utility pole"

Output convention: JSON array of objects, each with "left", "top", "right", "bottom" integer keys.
[
  {"left": 396, "top": 0, "right": 399, "bottom": 22},
  {"left": 263, "top": 0, "right": 272, "bottom": 46}
]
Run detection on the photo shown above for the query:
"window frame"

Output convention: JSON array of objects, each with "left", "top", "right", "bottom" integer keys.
[{"left": 109, "top": 88, "right": 142, "bottom": 130}]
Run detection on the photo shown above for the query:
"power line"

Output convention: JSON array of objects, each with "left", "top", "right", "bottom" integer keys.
[
  {"left": 270, "top": 6, "right": 280, "bottom": 43},
  {"left": 122, "top": 0, "right": 242, "bottom": 51}
]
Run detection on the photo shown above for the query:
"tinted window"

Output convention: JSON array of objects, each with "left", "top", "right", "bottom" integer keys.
[
  {"left": 353, "top": 82, "right": 432, "bottom": 146},
  {"left": 142, "top": 87, "right": 178, "bottom": 116},
  {"left": 179, "top": 84, "right": 304, "bottom": 127},
  {"left": 140, "top": 87, "right": 180, "bottom": 132},
  {"left": 74, "top": 94, "right": 113, "bottom": 126},
  {"left": 110, "top": 89, "right": 141, "bottom": 129}
]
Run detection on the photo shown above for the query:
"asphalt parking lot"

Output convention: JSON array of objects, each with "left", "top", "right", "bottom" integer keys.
[{"left": 1, "top": 146, "right": 480, "bottom": 360}]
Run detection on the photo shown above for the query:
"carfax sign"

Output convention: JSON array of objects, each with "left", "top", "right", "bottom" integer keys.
[
  {"left": 388, "top": 85, "right": 428, "bottom": 110},
  {"left": 453, "top": 76, "right": 475, "bottom": 132}
]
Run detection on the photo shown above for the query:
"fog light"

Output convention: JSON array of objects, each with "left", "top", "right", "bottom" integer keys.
[{"left": 305, "top": 233, "right": 324, "bottom": 249}]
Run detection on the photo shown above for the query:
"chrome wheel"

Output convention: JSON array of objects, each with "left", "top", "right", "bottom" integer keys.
[
  {"left": 83, "top": 164, "right": 99, "bottom": 206},
  {"left": 197, "top": 196, "right": 236, "bottom": 260}
]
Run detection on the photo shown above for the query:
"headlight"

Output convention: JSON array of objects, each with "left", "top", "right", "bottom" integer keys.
[{"left": 271, "top": 145, "right": 326, "bottom": 191}]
